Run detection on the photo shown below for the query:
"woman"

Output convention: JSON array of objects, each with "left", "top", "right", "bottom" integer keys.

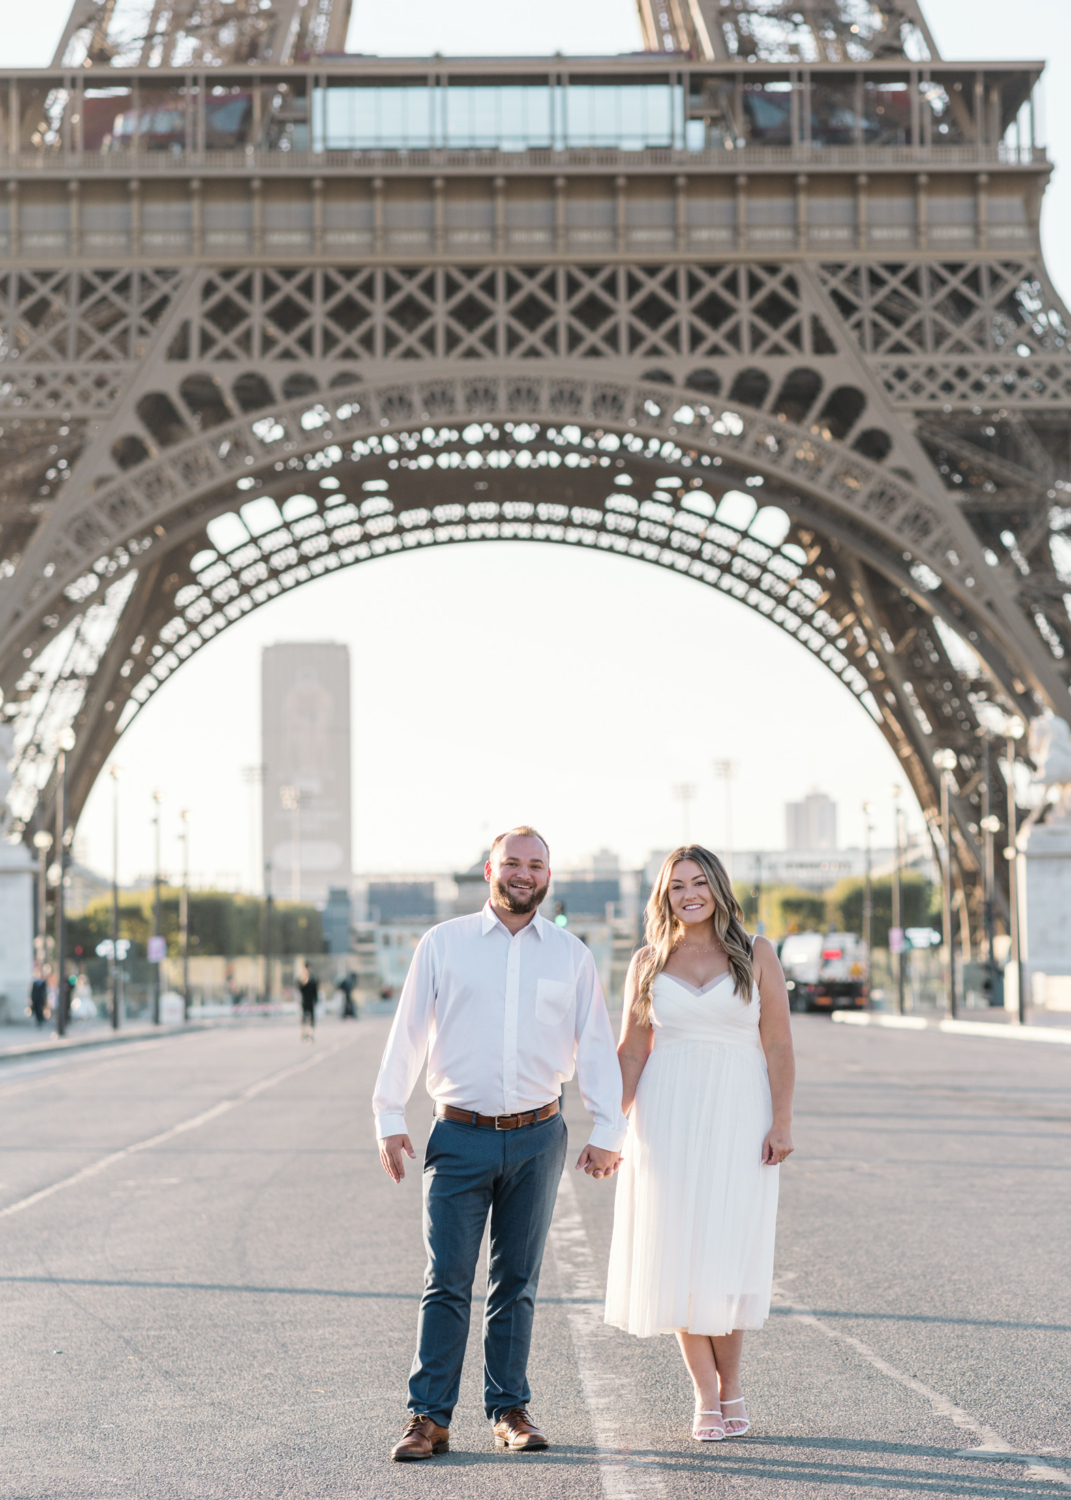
[{"left": 605, "top": 845, "right": 794, "bottom": 1442}]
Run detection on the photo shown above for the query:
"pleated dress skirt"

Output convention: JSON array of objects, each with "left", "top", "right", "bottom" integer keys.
[{"left": 604, "top": 972, "right": 779, "bottom": 1338}]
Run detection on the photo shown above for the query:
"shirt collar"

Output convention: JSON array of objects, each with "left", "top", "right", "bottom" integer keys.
[{"left": 481, "top": 899, "right": 546, "bottom": 940}]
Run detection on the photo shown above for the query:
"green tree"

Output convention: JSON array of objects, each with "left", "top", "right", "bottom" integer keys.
[
  {"left": 67, "top": 889, "right": 324, "bottom": 958},
  {"left": 829, "top": 874, "right": 940, "bottom": 939}
]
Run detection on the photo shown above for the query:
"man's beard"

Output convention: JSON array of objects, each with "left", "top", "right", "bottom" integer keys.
[{"left": 490, "top": 873, "right": 551, "bottom": 915}]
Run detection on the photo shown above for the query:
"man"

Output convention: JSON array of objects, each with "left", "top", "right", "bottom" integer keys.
[{"left": 374, "top": 827, "right": 626, "bottom": 1462}]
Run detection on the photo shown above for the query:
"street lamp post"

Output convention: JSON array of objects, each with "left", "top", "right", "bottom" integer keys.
[
  {"left": 110, "top": 764, "right": 120, "bottom": 1030},
  {"left": 862, "top": 800, "right": 874, "bottom": 969},
  {"left": 54, "top": 728, "right": 75, "bottom": 1037},
  {"left": 671, "top": 783, "right": 697, "bottom": 844},
  {"left": 712, "top": 760, "right": 737, "bottom": 881},
  {"left": 152, "top": 788, "right": 162, "bottom": 1026},
  {"left": 33, "top": 829, "right": 52, "bottom": 972},
  {"left": 263, "top": 857, "right": 274, "bottom": 1005},
  {"left": 891, "top": 785, "right": 905, "bottom": 1015},
  {"left": 933, "top": 748, "right": 958, "bottom": 1017},
  {"left": 1004, "top": 719, "right": 1027, "bottom": 1025},
  {"left": 979, "top": 730, "right": 1002, "bottom": 1009},
  {"left": 179, "top": 809, "right": 190, "bottom": 1021}
]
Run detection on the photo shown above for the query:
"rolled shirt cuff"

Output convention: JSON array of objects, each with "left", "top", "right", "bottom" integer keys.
[
  {"left": 587, "top": 1123, "right": 627, "bottom": 1153},
  {"left": 375, "top": 1110, "right": 409, "bottom": 1140}
]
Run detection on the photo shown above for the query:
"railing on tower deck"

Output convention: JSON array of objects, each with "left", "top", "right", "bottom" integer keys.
[
  {"left": 0, "top": 59, "right": 1044, "bottom": 165},
  {"left": 0, "top": 143, "right": 1048, "bottom": 175}
]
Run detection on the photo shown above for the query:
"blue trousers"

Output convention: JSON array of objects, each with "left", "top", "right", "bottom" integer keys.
[{"left": 407, "top": 1110, "right": 568, "bottom": 1427}]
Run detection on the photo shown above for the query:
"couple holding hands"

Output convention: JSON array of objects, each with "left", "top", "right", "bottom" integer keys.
[{"left": 373, "top": 825, "right": 795, "bottom": 1461}]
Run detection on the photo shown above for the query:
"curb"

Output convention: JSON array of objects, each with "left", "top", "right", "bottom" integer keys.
[
  {"left": 0, "top": 1021, "right": 216, "bottom": 1063},
  {"left": 832, "top": 1012, "right": 1071, "bottom": 1046}
]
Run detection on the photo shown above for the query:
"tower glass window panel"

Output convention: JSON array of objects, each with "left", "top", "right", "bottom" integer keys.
[
  {"left": 861, "top": 79, "right": 912, "bottom": 147},
  {"left": 742, "top": 81, "right": 794, "bottom": 146},
  {"left": 564, "top": 83, "right": 676, "bottom": 151},
  {"left": 319, "top": 86, "right": 433, "bottom": 151}
]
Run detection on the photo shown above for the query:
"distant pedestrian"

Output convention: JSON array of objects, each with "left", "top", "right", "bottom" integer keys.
[
  {"left": 373, "top": 827, "right": 625, "bottom": 1462},
  {"left": 298, "top": 967, "right": 318, "bottom": 1042},
  {"left": 605, "top": 846, "right": 795, "bottom": 1443},
  {"left": 30, "top": 971, "right": 48, "bottom": 1028},
  {"left": 340, "top": 971, "right": 358, "bottom": 1019}
]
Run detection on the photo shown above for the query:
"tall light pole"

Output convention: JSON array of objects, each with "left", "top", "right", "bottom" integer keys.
[
  {"left": 713, "top": 759, "right": 737, "bottom": 880},
  {"left": 891, "top": 784, "right": 905, "bottom": 1015},
  {"left": 933, "top": 748, "right": 958, "bottom": 1018},
  {"left": 1005, "top": 717, "right": 1026, "bottom": 1024},
  {"left": 152, "top": 788, "right": 163, "bottom": 1026},
  {"left": 179, "top": 808, "right": 190, "bottom": 1021},
  {"left": 263, "top": 857, "right": 274, "bottom": 1005},
  {"left": 110, "top": 764, "right": 121, "bottom": 1030},
  {"left": 979, "top": 728, "right": 1001, "bottom": 1007},
  {"left": 55, "top": 728, "right": 75, "bottom": 1037},
  {"left": 241, "top": 764, "right": 263, "bottom": 894},
  {"left": 861, "top": 800, "right": 874, "bottom": 964},
  {"left": 280, "top": 784, "right": 301, "bottom": 901},
  {"left": 33, "top": 829, "right": 52, "bottom": 971},
  {"left": 671, "top": 782, "right": 697, "bottom": 844}
]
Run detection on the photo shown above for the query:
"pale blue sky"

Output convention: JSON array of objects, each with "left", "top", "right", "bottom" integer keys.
[{"left": 5, "top": 0, "right": 1068, "bottom": 883}]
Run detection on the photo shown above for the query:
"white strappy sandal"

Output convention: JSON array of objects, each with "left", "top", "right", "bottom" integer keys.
[
  {"left": 721, "top": 1396, "right": 750, "bottom": 1438},
  {"left": 692, "top": 1404, "right": 725, "bottom": 1442}
]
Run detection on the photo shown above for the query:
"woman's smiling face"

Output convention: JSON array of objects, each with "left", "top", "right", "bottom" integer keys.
[{"left": 667, "top": 859, "right": 716, "bottom": 928}]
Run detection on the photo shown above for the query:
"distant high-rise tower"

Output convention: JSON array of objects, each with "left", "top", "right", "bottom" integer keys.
[
  {"left": 785, "top": 793, "right": 837, "bottom": 852},
  {"left": 261, "top": 644, "right": 351, "bottom": 904}
]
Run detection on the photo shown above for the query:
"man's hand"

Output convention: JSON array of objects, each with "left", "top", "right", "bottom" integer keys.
[
  {"left": 379, "top": 1134, "right": 416, "bottom": 1183},
  {"left": 575, "top": 1144, "right": 622, "bottom": 1180}
]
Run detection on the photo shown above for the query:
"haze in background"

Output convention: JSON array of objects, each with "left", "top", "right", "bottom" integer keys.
[{"left": 5, "top": 0, "right": 1067, "bottom": 884}]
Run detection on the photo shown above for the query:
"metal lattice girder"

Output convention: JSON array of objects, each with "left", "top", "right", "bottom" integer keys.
[
  {"left": 51, "top": 0, "right": 353, "bottom": 69},
  {"left": 635, "top": 0, "right": 939, "bottom": 63}
]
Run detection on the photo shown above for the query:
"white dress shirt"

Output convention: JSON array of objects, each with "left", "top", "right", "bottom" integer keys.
[{"left": 373, "top": 901, "right": 627, "bottom": 1152}]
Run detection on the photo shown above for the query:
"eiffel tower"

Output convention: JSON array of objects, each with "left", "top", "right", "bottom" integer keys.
[{"left": 1, "top": 0, "right": 1068, "bottom": 957}]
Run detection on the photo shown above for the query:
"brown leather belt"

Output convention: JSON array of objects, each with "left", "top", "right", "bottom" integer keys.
[{"left": 436, "top": 1100, "right": 560, "bottom": 1131}]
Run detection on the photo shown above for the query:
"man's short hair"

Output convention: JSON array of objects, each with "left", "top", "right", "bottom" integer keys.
[{"left": 489, "top": 825, "right": 550, "bottom": 862}]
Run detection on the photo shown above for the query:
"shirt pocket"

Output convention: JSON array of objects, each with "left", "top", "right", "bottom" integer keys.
[{"left": 535, "top": 978, "right": 574, "bottom": 1026}]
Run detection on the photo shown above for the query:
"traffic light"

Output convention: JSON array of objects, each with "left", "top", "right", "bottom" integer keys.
[{"left": 554, "top": 901, "right": 568, "bottom": 928}]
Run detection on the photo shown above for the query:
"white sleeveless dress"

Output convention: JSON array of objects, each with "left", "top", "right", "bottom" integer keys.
[{"left": 604, "top": 970, "right": 779, "bottom": 1337}]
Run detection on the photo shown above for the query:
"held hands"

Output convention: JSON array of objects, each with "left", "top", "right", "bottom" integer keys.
[
  {"left": 575, "top": 1145, "right": 622, "bottom": 1181},
  {"left": 379, "top": 1134, "right": 416, "bottom": 1183},
  {"left": 761, "top": 1124, "right": 794, "bottom": 1166}
]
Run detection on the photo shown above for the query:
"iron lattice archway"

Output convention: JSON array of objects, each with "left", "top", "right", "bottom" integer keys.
[{"left": 5, "top": 364, "right": 1051, "bottom": 937}]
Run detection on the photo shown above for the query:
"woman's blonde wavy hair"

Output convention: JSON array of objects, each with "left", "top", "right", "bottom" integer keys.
[{"left": 633, "top": 844, "right": 754, "bottom": 1024}]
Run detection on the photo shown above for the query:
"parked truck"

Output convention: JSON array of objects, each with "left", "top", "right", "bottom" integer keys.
[{"left": 778, "top": 931, "right": 869, "bottom": 1012}]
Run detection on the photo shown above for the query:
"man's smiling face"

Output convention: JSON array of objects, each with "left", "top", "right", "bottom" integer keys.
[{"left": 486, "top": 834, "right": 551, "bottom": 915}]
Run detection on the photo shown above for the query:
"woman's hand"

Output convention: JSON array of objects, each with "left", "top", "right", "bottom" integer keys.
[{"left": 761, "top": 1124, "right": 794, "bottom": 1166}]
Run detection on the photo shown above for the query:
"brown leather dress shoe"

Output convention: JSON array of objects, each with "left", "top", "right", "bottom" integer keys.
[
  {"left": 493, "top": 1407, "right": 548, "bottom": 1451},
  {"left": 390, "top": 1413, "right": 450, "bottom": 1462}
]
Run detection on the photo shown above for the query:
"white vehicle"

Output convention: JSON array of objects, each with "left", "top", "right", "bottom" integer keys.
[{"left": 779, "top": 931, "right": 869, "bottom": 1013}]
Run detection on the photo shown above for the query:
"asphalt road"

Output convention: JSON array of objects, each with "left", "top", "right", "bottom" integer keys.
[{"left": 1, "top": 1013, "right": 1069, "bottom": 1499}]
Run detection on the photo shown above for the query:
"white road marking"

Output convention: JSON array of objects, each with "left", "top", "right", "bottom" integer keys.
[
  {"left": 0, "top": 1045, "right": 338, "bottom": 1221},
  {"left": 547, "top": 1169, "right": 666, "bottom": 1500},
  {"left": 775, "top": 1293, "right": 1071, "bottom": 1486}
]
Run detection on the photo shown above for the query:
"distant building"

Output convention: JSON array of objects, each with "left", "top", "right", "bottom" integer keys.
[
  {"left": 453, "top": 854, "right": 490, "bottom": 915},
  {"left": 551, "top": 875, "right": 621, "bottom": 919},
  {"left": 322, "top": 887, "right": 353, "bottom": 955},
  {"left": 261, "top": 643, "right": 351, "bottom": 905},
  {"left": 785, "top": 792, "right": 837, "bottom": 851},
  {"left": 367, "top": 881, "right": 436, "bottom": 922}
]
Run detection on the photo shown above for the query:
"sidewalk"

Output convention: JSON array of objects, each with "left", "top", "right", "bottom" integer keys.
[
  {"left": 0, "top": 1018, "right": 214, "bottom": 1062},
  {"left": 833, "top": 1009, "right": 1071, "bottom": 1045}
]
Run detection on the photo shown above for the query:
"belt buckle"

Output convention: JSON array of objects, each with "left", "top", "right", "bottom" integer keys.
[{"left": 495, "top": 1114, "right": 515, "bottom": 1130}]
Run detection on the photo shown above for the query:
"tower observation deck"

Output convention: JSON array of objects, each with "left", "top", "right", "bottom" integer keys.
[{"left": 0, "top": 0, "right": 1067, "bottom": 951}]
